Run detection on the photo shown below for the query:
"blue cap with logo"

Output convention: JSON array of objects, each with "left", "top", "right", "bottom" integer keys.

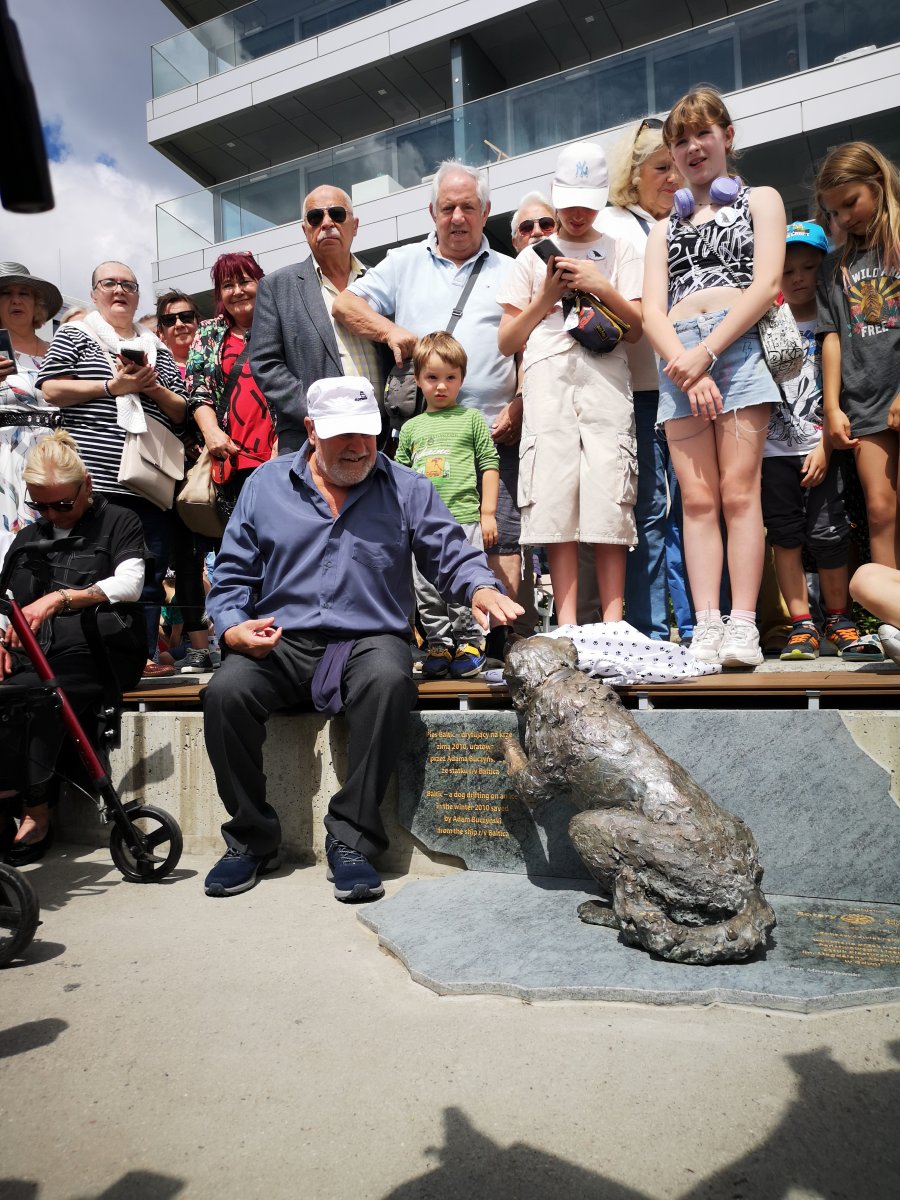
[{"left": 785, "top": 220, "right": 829, "bottom": 254}]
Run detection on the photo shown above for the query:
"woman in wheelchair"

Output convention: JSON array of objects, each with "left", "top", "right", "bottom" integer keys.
[{"left": 0, "top": 431, "right": 147, "bottom": 864}]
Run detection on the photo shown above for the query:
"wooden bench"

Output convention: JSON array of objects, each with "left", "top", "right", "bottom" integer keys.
[{"left": 122, "top": 666, "right": 900, "bottom": 712}]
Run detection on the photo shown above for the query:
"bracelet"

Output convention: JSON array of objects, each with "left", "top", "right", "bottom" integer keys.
[
  {"left": 57, "top": 589, "right": 72, "bottom": 614},
  {"left": 700, "top": 342, "right": 718, "bottom": 370},
  {"left": 103, "top": 380, "right": 113, "bottom": 398}
]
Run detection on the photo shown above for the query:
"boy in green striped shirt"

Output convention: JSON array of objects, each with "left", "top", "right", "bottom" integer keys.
[{"left": 396, "top": 331, "right": 500, "bottom": 678}]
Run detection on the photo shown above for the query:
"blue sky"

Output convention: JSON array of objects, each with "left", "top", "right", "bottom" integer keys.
[{"left": 0, "top": 0, "right": 196, "bottom": 304}]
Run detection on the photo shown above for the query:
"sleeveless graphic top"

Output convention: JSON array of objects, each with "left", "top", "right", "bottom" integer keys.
[{"left": 667, "top": 187, "right": 754, "bottom": 307}]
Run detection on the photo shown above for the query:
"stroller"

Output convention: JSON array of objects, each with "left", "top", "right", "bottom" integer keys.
[{"left": 0, "top": 537, "right": 184, "bottom": 965}]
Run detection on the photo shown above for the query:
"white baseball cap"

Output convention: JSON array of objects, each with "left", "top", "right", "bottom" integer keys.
[
  {"left": 551, "top": 141, "right": 609, "bottom": 211},
  {"left": 306, "top": 376, "right": 382, "bottom": 438}
]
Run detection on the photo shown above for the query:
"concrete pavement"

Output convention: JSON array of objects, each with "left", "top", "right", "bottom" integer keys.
[{"left": 2, "top": 847, "right": 899, "bottom": 1200}]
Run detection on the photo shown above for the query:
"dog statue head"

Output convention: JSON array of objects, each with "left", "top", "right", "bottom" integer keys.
[{"left": 504, "top": 636, "right": 579, "bottom": 710}]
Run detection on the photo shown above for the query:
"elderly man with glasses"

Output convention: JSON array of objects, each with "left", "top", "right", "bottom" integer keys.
[{"left": 249, "top": 186, "right": 389, "bottom": 454}]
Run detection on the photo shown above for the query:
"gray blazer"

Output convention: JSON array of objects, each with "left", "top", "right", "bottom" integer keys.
[{"left": 249, "top": 257, "right": 344, "bottom": 454}]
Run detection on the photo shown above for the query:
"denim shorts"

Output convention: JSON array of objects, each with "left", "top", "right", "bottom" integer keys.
[{"left": 657, "top": 309, "right": 781, "bottom": 424}]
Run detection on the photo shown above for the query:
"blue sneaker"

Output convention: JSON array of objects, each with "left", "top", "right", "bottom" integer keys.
[
  {"left": 449, "top": 642, "right": 486, "bottom": 678},
  {"left": 204, "top": 846, "right": 282, "bottom": 897},
  {"left": 421, "top": 644, "right": 453, "bottom": 679},
  {"left": 325, "top": 835, "right": 384, "bottom": 902}
]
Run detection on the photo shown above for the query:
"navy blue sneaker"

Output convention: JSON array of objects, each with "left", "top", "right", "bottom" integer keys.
[
  {"left": 421, "top": 644, "right": 453, "bottom": 679},
  {"left": 204, "top": 846, "right": 282, "bottom": 897},
  {"left": 449, "top": 642, "right": 486, "bottom": 678},
  {"left": 325, "top": 835, "right": 384, "bottom": 902}
]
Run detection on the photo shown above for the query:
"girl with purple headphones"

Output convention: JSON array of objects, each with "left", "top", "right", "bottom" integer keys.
[{"left": 642, "top": 88, "right": 786, "bottom": 668}]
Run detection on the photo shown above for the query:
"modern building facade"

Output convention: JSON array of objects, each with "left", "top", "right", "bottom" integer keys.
[{"left": 149, "top": 0, "right": 900, "bottom": 304}]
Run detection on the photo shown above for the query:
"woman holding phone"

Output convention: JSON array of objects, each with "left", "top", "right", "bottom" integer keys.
[
  {"left": 0, "top": 262, "right": 62, "bottom": 548},
  {"left": 37, "top": 261, "right": 187, "bottom": 676}
]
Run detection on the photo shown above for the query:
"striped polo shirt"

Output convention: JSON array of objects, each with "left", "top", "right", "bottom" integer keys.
[{"left": 36, "top": 326, "right": 186, "bottom": 496}]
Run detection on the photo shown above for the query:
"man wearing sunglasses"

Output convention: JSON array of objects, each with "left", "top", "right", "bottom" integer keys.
[
  {"left": 510, "top": 193, "right": 557, "bottom": 254},
  {"left": 250, "top": 185, "right": 389, "bottom": 455}
]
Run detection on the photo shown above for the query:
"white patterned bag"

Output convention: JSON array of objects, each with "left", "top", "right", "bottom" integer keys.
[{"left": 755, "top": 301, "right": 804, "bottom": 386}]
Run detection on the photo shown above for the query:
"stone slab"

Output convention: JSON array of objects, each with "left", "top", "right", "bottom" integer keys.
[
  {"left": 359, "top": 873, "right": 900, "bottom": 1012},
  {"left": 397, "top": 710, "right": 900, "bottom": 904}
]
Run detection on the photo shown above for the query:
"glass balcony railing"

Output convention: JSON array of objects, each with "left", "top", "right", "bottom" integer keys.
[
  {"left": 156, "top": 0, "right": 900, "bottom": 261},
  {"left": 151, "top": 0, "right": 406, "bottom": 97}
]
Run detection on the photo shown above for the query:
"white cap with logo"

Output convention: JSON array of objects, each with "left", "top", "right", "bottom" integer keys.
[
  {"left": 551, "top": 141, "right": 609, "bottom": 211},
  {"left": 306, "top": 376, "right": 382, "bottom": 439}
]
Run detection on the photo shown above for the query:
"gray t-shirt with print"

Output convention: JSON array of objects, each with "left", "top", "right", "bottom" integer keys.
[{"left": 816, "top": 247, "right": 900, "bottom": 438}]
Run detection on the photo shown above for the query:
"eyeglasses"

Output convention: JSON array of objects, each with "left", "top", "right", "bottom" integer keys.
[
  {"left": 638, "top": 117, "right": 664, "bottom": 134},
  {"left": 94, "top": 278, "right": 139, "bottom": 294},
  {"left": 159, "top": 310, "right": 197, "bottom": 328},
  {"left": 305, "top": 206, "right": 348, "bottom": 228},
  {"left": 27, "top": 482, "right": 83, "bottom": 513},
  {"left": 517, "top": 217, "right": 556, "bottom": 236}
]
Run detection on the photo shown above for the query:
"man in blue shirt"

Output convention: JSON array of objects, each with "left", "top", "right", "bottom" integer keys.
[{"left": 202, "top": 376, "right": 522, "bottom": 902}]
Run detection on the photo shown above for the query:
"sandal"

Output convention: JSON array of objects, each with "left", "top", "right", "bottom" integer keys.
[{"left": 837, "top": 634, "right": 885, "bottom": 662}]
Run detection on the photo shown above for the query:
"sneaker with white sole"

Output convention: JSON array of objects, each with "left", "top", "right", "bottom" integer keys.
[
  {"left": 878, "top": 624, "right": 900, "bottom": 667},
  {"left": 180, "top": 648, "right": 215, "bottom": 674},
  {"left": 719, "top": 618, "right": 763, "bottom": 668},
  {"left": 325, "top": 834, "right": 384, "bottom": 902},
  {"left": 688, "top": 619, "right": 726, "bottom": 663}
]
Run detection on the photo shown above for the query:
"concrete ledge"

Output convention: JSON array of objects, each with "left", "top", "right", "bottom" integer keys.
[{"left": 56, "top": 710, "right": 463, "bottom": 877}]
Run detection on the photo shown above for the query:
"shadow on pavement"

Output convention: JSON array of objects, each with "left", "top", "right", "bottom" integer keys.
[{"left": 0, "top": 1017, "right": 67, "bottom": 1059}]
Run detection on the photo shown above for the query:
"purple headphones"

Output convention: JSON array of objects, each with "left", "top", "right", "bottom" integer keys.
[{"left": 673, "top": 176, "right": 742, "bottom": 219}]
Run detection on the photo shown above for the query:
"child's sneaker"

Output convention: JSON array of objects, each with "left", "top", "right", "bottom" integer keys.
[
  {"left": 688, "top": 618, "right": 726, "bottom": 663},
  {"left": 878, "top": 624, "right": 900, "bottom": 667},
  {"left": 421, "top": 644, "right": 453, "bottom": 679},
  {"left": 450, "top": 642, "right": 486, "bottom": 678},
  {"left": 780, "top": 621, "right": 819, "bottom": 661},
  {"left": 719, "top": 618, "right": 763, "bottom": 668}
]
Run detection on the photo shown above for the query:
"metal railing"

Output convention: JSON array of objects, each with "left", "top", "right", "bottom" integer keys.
[
  {"left": 151, "top": 0, "right": 406, "bottom": 97},
  {"left": 155, "top": 0, "right": 900, "bottom": 260}
]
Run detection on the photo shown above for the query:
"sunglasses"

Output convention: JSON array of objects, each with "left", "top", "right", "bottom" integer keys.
[
  {"left": 28, "top": 482, "right": 83, "bottom": 513},
  {"left": 94, "top": 278, "right": 139, "bottom": 294},
  {"left": 517, "top": 217, "right": 556, "bottom": 236},
  {"left": 159, "top": 310, "right": 197, "bottom": 328},
  {"left": 637, "top": 117, "right": 664, "bottom": 138},
  {"left": 305, "top": 205, "right": 348, "bottom": 227}
]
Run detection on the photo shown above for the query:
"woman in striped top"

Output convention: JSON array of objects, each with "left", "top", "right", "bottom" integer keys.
[{"left": 36, "top": 261, "right": 188, "bottom": 675}]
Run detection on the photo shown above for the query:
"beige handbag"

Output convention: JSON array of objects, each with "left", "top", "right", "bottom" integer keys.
[
  {"left": 117, "top": 414, "right": 185, "bottom": 510},
  {"left": 176, "top": 447, "right": 226, "bottom": 537}
]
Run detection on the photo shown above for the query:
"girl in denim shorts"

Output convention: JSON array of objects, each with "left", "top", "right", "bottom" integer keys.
[{"left": 642, "top": 88, "right": 786, "bottom": 667}]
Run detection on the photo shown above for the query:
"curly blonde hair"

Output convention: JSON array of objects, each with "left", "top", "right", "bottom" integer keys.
[{"left": 23, "top": 430, "right": 88, "bottom": 488}]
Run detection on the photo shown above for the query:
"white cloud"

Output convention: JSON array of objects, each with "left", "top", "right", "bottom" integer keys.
[{"left": 0, "top": 157, "right": 169, "bottom": 311}]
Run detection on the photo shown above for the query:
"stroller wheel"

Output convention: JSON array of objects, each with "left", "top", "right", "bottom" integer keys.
[
  {"left": 0, "top": 862, "right": 41, "bottom": 966},
  {"left": 109, "top": 805, "right": 183, "bottom": 883}
]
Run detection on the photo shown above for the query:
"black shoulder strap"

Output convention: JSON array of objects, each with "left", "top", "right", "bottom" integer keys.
[
  {"left": 218, "top": 338, "right": 251, "bottom": 428},
  {"left": 632, "top": 213, "right": 651, "bottom": 237},
  {"left": 446, "top": 252, "right": 487, "bottom": 335}
]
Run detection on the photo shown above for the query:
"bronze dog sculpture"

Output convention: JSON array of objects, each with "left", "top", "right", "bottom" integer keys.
[{"left": 497, "top": 637, "right": 775, "bottom": 965}]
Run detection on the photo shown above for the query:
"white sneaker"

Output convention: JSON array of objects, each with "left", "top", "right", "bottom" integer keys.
[
  {"left": 719, "top": 618, "right": 763, "bottom": 668},
  {"left": 878, "top": 624, "right": 900, "bottom": 667},
  {"left": 689, "top": 619, "right": 726, "bottom": 663}
]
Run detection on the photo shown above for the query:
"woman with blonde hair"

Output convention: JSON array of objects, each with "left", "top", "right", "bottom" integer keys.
[
  {"left": 595, "top": 118, "right": 689, "bottom": 641},
  {"left": 0, "top": 431, "right": 146, "bottom": 864},
  {"left": 642, "top": 88, "right": 786, "bottom": 667},
  {"left": 815, "top": 141, "right": 900, "bottom": 570}
]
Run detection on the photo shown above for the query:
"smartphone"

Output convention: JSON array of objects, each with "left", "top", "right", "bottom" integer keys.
[
  {"left": 531, "top": 238, "right": 563, "bottom": 265},
  {"left": 0, "top": 328, "right": 14, "bottom": 363},
  {"left": 119, "top": 347, "right": 146, "bottom": 367}
]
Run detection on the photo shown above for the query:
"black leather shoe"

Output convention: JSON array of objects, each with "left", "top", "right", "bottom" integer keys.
[{"left": 7, "top": 823, "right": 54, "bottom": 866}]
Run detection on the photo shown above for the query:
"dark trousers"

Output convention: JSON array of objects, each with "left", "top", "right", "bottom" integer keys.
[
  {"left": 202, "top": 632, "right": 416, "bottom": 859},
  {"left": 170, "top": 510, "right": 209, "bottom": 634},
  {"left": 103, "top": 493, "right": 173, "bottom": 658}
]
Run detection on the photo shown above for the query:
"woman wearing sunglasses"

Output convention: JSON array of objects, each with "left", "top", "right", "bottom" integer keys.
[
  {"left": 185, "top": 252, "right": 275, "bottom": 525},
  {"left": 594, "top": 118, "right": 690, "bottom": 643},
  {"left": 0, "top": 431, "right": 147, "bottom": 864}
]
